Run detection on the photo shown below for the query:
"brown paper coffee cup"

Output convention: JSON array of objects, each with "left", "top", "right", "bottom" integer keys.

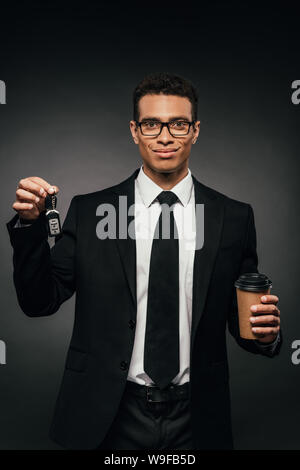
[{"left": 234, "top": 273, "right": 272, "bottom": 340}]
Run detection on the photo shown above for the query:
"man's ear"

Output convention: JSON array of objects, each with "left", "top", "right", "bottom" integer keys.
[
  {"left": 192, "top": 121, "right": 200, "bottom": 143},
  {"left": 129, "top": 120, "right": 139, "bottom": 144}
]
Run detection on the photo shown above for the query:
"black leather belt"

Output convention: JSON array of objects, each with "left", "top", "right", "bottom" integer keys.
[{"left": 125, "top": 380, "right": 189, "bottom": 403}]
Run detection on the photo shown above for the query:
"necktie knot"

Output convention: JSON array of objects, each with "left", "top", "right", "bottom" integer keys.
[{"left": 157, "top": 191, "right": 178, "bottom": 207}]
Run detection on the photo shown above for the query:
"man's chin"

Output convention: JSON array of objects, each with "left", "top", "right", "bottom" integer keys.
[{"left": 150, "top": 159, "right": 183, "bottom": 174}]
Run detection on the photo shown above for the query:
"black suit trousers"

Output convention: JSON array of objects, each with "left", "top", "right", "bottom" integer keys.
[{"left": 97, "top": 381, "right": 194, "bottom": 450}]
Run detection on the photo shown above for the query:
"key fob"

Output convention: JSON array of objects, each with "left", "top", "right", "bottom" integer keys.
[{"left": 45, "top": 193, "right": 62, "bottom": 237}]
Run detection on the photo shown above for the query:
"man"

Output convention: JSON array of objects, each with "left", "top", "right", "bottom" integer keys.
[{"left": 6, "top": 72, "right": 282, "bottom": 450}]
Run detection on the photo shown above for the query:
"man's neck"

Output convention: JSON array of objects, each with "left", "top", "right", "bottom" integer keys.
[{"left": 142, "top": 164, "right": 189, "bottom": 190}]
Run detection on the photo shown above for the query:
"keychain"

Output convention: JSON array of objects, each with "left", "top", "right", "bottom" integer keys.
[{"left": 45, "top": 191, "right": 62, "bottom": 237}]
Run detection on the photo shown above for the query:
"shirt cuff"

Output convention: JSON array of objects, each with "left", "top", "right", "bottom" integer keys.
[{"left": 14, "top": 217, "right": 35, "bottom": 228}]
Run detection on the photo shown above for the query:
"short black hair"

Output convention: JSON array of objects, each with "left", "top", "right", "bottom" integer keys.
[{"left": 133, "top": 72, "right": 198, "bottom": 123}]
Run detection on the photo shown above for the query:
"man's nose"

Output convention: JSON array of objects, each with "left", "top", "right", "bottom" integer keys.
[{"left": 157, "top": 124, "right": 174, "bottom": 142}]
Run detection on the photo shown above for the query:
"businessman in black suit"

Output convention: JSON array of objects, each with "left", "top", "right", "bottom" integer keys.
[{"left": 6, "top": 72, "right": 282, "bottom": 450}]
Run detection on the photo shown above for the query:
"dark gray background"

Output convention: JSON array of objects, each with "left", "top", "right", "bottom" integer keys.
[{"left": 0, "top": 1, "right": 299, "bottom": 449}]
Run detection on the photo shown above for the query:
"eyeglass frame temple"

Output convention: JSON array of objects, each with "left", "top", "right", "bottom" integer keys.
[{"left": 134, "top": 120, "right": 196, "bottom": 136}]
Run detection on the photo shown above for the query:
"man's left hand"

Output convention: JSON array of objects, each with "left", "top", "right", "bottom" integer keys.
[{"left": 250, "top": 294, "right": 280, "bottom": 344}]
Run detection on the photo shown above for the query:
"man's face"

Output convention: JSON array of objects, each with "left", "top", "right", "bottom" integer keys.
[{"left": 130, "top": 94, "right": 200, "bottom": 174}]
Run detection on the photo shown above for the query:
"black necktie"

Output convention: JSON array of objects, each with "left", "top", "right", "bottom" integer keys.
[{"left": 144, "top": 190, "right": 180, "bottom": 390}]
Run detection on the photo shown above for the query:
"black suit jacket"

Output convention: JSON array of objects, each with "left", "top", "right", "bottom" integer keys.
[{"left": 6, "top": 168, "right": 282, "bottom": 449}]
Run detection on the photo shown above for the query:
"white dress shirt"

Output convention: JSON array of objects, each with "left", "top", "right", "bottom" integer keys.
[{"left": 127, "top": 165, "right": 196, "bottom": 386}]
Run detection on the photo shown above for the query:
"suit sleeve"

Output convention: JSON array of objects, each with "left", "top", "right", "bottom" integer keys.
[
  {"left": 6, "top": 196, "right": 78, "bottom": 317},
  {"left": 227, "top": 203, "right": 282, "bottom": 357}
]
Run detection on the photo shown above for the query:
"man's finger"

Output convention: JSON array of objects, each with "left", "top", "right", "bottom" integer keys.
[
  {"left": 250, "top": 315, "right": 280, "bottom": 326},
  {"left": 29, "top": 177, "right": 59, "bottom": 194},
  {"left": 260, "top": 294, "right": 279, "bottom": 304},
  {"left": 16, "top": 188, "right": 40, "bottom": 204},
  {"left": 250, "top": 304, "right": 280, "bottom": 315},
  {"left": 18, "top": 179, "right": 48, "bottom": 197},
  {"left": 252, "top": 326, "right": 280, "bottom": 335},
  {"left": 12, "top": 201, "right": 34, "bottom": 211}
]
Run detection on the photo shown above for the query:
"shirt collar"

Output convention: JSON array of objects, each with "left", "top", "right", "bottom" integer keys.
[{"left": 136, "top": 165, "right": 193, "bottom": 208}]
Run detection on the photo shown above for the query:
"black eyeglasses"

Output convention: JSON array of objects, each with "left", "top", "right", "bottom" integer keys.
[{"left": 135, "top": 119, "right": 195, "bottom": 137}]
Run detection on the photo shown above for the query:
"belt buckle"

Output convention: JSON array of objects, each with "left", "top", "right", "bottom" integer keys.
[
  {"left": 146, "top": 386, "right": 164, "bottom": 403},
  {"left": 146, "top": 385, "right": 175, "bottom": 403}
]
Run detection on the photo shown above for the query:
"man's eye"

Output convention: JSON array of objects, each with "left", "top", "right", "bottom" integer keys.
[
  {"left": 143, "top": 121, "right": 159, "bottom": 127},
  {"left": 170, "top": 121, "right": 188, "bottom": 128}
]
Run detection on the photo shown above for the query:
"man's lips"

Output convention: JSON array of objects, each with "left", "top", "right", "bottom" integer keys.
[{"left": 153, "top": 148, "right": 179, "bottom": 157}]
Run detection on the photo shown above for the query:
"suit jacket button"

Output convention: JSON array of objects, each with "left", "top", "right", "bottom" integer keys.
[
  {"left": 128, "top": 319, "right": 136, "bottom": 329},
  {"left": 120, "top": 361, "right": 128, "bottom": 370}
]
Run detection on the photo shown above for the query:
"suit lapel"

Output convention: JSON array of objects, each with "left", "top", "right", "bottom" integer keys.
[
  {"left": 112, "top": 169, "right": 225, "bottom": 348},
  {"left": 190, "top": 177, "right": 225, "bottom": 351},
  {"left": 113, "top": 169, "right": 139, "bottom": 313}
]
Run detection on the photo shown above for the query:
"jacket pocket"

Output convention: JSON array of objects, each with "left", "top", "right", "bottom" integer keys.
[{"left": 65, "top": 347, "right": 88, "bottom": 372}]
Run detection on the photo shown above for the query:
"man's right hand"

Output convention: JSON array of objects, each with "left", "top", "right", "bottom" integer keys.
[{"left": 12, "top": 177, "right": 60, "bottom": 221}]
